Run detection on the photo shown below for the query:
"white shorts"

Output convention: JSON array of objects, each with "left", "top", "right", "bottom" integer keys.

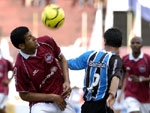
[
  {"left": 31, "top": 99, "right": 76, "bottom": 113},
  {"left": 113, "top": 89, "right": 124, "bottom": 110},
  {"left": 124, "top": 97, "right": 140, "bottom": 113},
  {"left": 124, "top": 97, "right": 150, "bottom": 113},
  {"left": 0, "top": 93, "right": 8, "bottom": 109}
]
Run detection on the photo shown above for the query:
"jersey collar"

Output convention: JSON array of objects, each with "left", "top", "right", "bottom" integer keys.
[
  {"left": 129, "top": 52, "right": 144, "bottom": 62},
  {"left": 19, "top": 49, "right": 38, "bottom": 59},
  {"left": 19, "top": 43, "right": 39, "bottom": 59}
]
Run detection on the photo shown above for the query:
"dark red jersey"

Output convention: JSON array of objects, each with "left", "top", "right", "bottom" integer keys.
[
  {"left": 13, "top": 36, "right": 64, "bottom": 104},
  {"left": 0, "top": 58, "right": 13, "bottom": 95},
  {"left": 122, "top": 53, "right": 150, "bottom": 103}
]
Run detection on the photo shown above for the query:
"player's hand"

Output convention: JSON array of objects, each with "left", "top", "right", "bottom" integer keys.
[
  {"left": 2, "top": 79, "right": 10, "bottom": 86},
  {"left": 53, "top": 94, "right": 67, "bottom": 111},
  {"left": 106, "top": 93, "right": 116, "bottom": 110},
  {"left": 61, "top": 82, "right": 71, "bottom": 98},
  {"left": 130, "top": 75, "right": 140, "bottom": 82}
]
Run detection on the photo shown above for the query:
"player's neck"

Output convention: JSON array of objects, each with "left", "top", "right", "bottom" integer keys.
[
  {"left": 132, "top": 51, "right": 141, "bottom": 59},
  {"left": 105, "top": 45, "right": 119, "bottom": 54},
  {"left": 21, "top": 49, "right": 36, "bottom": 55}
]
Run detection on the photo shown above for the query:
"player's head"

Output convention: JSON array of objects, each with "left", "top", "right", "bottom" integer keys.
[
  {"left": 130, "top": 36, "right": 143, "bottom": 53},
  {"left": 104, "top": 27, "right": 122, "bottom": 48},
  {"left": 10, "top": 26, "right": 38, "bottom": 53},
  {"left": 10, "top": 26, "right": 29, "bottom": 49}
]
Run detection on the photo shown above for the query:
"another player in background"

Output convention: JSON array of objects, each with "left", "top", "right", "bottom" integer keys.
[
  {"left": 10, "top": 26, "right": 75, "bottom": 113},
  {"left": 68, "top": 27, "right": 123, "bottom": 113},
  {"left": 119, "top": 37, "right": 150, "bottom": 113},
  {"left": 0, "top": 49, "right": 13, "bottom": 113}
]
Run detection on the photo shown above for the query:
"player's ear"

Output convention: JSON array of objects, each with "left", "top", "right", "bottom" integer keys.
[
  {"left": 104, "top": 39, "right": 106, "bottom": 45},
  {"left": 18, "top": 43, "right": 25, "bottom": 49}
]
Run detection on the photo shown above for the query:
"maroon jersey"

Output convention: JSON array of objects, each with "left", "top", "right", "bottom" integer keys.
[
  {"left": 13, "top": 36, "right": 64, "bottom": 104},
  {"left": 0, "top": 58, "right": 13, "bottom": 95},
  {"left": 122, "top": 53, "right": 150, "bottom": 103}
]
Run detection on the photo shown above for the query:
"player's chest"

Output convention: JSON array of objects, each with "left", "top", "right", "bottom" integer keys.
[
  {"left": 24, "top": 53, "right": 56, "bottom": 78},
  {"left": 124, "top": 60, "right": 147, "bottom": 73}
]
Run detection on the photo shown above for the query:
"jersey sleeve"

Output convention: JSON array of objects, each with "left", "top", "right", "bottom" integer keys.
[
  {"left": 13, "top": 64, "right": 31, "bottom": 92},
  {"left": 68, "top": 51, "right": 94, "bottom": 70},
  {"left": 108, "top": 55, "right": 123, "bottom": 79},
  {"left": 146, "top": 54, "right": 150, "bottom": 74}
]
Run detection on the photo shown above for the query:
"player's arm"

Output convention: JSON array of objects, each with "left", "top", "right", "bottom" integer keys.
[
  {"left": 19, "top": 92, "right": 66, "bottom": 111},
  {"left": 106, "top": 55, "right": 123, "bottom": 109},
  {"left": 141, "top": 77, "right": 150, "bottom": 82},
  {"left": 2, "top": 60, "right": 14, "bottom": 86},
  {"left": 68, "top": 51, "right": 93, "bottom": 70},
  {"left": 130, "top": 75, "right": 150, "bottom": 82},
  {"left": 58, "top": 53, "right": 71, "bottom": 98}
]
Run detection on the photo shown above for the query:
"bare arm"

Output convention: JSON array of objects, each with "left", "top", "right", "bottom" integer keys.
[
  {"left": 106, "top": 76, "right": 119, "bottom": 109},
  {"left": 58, "top": 53, "right": 71, "bottom": 97},
  {"left": 19, "top": 92, "right": 67, "bottom": 110}
]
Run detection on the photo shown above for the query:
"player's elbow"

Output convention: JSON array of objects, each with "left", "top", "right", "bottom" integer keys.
[{"left": 19, "top": 92, "right": 30, "bottom": 101}]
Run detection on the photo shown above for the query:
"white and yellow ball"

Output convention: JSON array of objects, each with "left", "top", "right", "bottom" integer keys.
[{"left": 42, "top": 4, "right": 65, "bottom": 28}]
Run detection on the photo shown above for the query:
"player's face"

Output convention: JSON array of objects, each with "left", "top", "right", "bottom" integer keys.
[
  {"left": 130, "top": 38, "right": 142, "bottom": 53},
  {"left": 24, "top": 31, "right": 38, "bottom": 52}
]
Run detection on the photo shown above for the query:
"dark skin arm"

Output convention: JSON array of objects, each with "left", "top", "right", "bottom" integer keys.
[
  {"left": 58, "top": 53, "right": 71, "bottom": 98},
  {"left": 19, "top": 92, "right": 67, "bottom": 111},
  {"left": 130, "top": 75, "right": 150, "bottom": 82}
]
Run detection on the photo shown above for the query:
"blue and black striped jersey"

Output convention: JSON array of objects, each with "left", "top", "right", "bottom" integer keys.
[{"left": 68, "top": 50, "right": 122, "bottom": 101}]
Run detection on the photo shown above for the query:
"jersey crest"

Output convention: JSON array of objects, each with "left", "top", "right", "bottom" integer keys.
[
  {"left": 139, "top": 65, "right": 146, "bottom": 73},
  {"left": 44, "top": 53, "right": 53, "bottom": 63}
]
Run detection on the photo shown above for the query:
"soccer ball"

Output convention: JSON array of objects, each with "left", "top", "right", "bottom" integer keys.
[{"left": 42, "top": 4, "right": 65, "bottom": 28}]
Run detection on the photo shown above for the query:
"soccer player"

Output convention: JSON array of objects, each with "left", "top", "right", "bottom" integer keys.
[
  {"left": 68, "top": 27, "right": 123, "bottom": 113},
  {"left": 10, "top": 26, "right": 75, "bottom": 113},
  {"left": 120, "top": 37, "right": 150, "bottom": 113},
  {"left": 0, "top": 50, "right": 13, "bottom": 113}
]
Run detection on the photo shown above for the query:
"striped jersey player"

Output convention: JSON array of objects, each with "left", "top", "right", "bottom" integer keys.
[{"left": 68, "top": 27, "right": 123, "bottom": 113}]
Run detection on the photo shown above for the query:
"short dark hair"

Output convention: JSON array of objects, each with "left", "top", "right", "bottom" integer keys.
[
  {"left": 10, "top": 26, "right": 29, "bottom": 49},
  {"left": 104, "top": 27, "right": 122, "bottom": 47}
]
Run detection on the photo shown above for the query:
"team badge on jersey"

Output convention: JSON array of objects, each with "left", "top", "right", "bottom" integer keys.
[
  {"left": 45, "top": 53, "right": 53, "bottom": 63},
  {"left": 139, "top": 65, "right": 146, "bottom": 73}
]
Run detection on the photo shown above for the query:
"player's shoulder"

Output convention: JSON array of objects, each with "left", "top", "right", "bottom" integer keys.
[
  {"left": 37, "top": 35, "right": 55, "bottom": 44},
  {"left": 110, "top": 54, "right": 122, "bottom": 62},
  {"left": 15, "top": 53, "right": 23, "bottom": 67},
  {"left": 0, "top": 57, "right": 12, "bottom": 65},
  {"left": 143, "top": 53, "right": 150, "bottom": 58},
  {"left": 1, "top": 57, "right": 7, "bottom": 62},
  {"left": 122, "top": 54, "right": 129, "bottom": 61}
]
